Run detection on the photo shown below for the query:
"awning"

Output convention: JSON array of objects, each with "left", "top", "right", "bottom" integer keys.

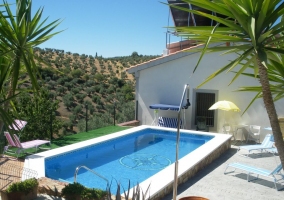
[{"left": 149, "top": 104, "right": 180, "bottom": 111}]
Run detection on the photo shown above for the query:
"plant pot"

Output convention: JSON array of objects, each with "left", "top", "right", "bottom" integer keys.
[
  {"left": 1, "top": 186, "right": 38, "bottom": 200},
  {"left": 179, "top": 196, "right": 209, "bottom": 200}
]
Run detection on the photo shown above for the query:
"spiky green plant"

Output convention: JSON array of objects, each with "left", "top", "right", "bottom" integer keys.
[
  {"left": 237, "top": 52, "right": 284, "bottom": 113},
  {"left": 0, "top": 0, "right": 62, "bottom": 132}
]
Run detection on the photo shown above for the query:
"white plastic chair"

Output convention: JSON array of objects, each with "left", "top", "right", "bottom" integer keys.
[
  {"left": 222, "top": 124, "right": 235, "bottom": 139},
  {"left": 246, "top": 125, "right": 261, "bottom": 143}
]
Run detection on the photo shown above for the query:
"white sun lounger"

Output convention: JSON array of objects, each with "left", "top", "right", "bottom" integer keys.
[
  {"left": 238, "top": 134, "right": 274, "bottom": 157},
  {"left": 267, "top": 147, "right": 278, "bottom": 155},
  {"left": 224, "top": 162, "right": 284, "bottom": 191}
]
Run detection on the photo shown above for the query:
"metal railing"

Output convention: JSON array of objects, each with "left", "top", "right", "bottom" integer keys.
[
  {"left": 74, "top": 165, "right": 109, "bottom": 187},
  {"left": 0, "top": 161, "right": 38, "bottom": 191}
]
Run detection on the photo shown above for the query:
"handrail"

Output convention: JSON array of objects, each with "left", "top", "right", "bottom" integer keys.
[
  {"left": 173, "top": 84, "right": 190, "bottom": 200},
  {"left": 74, "top": 165, "right": 109, "bottom": 187}
]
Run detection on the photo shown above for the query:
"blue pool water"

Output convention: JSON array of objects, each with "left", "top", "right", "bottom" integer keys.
[{"left": 45, "top": 128, "right": 213, "bottom": 193}]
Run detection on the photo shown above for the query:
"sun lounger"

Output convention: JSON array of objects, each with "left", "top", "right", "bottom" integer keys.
[
  {"left": 13, "top": 134, "right": 51, "bottom": 158},
  {"left": 3, "top": 131, "right": 18, "bottom": 155},
  {"left": 267, "top": 147, "right": 278, "bottom": 155},
  {"left": 224, "top": 162, "right": 284, "bottom": 190},
  {"left": 238, "top": 134, "right": 274, "bottom": 157}
]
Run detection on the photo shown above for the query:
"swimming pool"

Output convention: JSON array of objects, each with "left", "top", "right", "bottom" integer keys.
[
  {"left": 24, "top": 125, "right": 231, "bottom": 199},
  {"left": 44, "top": 128, "right": 213, "bottom": 193}
]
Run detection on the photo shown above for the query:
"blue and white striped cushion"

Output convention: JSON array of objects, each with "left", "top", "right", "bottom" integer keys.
[{"left": 157, "top": 117, "right": 182, "bottom": 128}]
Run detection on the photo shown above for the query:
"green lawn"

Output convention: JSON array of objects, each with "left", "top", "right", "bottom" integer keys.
[
  {"left": 50, "top": 126, "right": 130, "bottom": 148},
  {"left": 5, "top": 126, "right": 131, "bottom": 159}
]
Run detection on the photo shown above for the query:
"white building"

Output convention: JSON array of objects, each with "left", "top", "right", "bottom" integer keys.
[
  {"left": 126, "top": 0, "right": 284, "bottom": 141},
  {"left": 126, "top": 43, "right": 284, "bottom": 140}
]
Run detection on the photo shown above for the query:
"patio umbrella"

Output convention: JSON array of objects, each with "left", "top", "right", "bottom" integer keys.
[
  {"left": 209, "top": 100, "right": 240, "bottom": 131},
  {"left": 209, "top": 100, "right": 240, "bottom": 112}
]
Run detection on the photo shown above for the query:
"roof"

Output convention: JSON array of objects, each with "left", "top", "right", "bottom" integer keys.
[{"left": 126, "top": 44, "right": 202, "bottom": 74}]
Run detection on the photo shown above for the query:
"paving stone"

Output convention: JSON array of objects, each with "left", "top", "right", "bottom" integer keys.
[{"left": 162, "top": 145, "right": 283, "bottom": 200}]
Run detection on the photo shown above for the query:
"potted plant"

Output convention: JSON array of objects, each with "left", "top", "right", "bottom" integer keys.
[
  {"left": 1, "top": 178, "right": 38, "bottom": 200},
  {"left": 61, "top": 182, "right": 107, "bottom": 200}
]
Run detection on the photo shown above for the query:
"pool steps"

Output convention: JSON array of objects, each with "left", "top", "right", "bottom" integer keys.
[{"left": 74, "top": 165, "right": 109, "bottom": 186}]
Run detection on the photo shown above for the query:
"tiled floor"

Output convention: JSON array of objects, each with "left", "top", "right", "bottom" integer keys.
[{"left": 163, "top": 144, "right": 284, "bottom": 200}]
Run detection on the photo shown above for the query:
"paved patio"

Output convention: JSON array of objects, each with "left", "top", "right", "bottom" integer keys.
[
  {"left": 1, "top": 143, "right": 283, "bottom": 200},
  {"left": 163, "top": 144, "right": 283, "bottom": 200}
]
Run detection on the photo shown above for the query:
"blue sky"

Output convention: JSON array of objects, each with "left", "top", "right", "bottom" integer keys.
[{"left": 27, "top": 0, "right": 174, "bottom": 58}]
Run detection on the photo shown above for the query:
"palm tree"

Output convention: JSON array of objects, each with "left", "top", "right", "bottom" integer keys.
[
  {"left": 0, "top": 0, "right": 62, "bottom": 132},
  {"left": 167, "top": 0, "right": 284, "bottom": 167}
]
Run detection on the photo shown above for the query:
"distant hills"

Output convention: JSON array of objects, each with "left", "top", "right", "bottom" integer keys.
[{"left": 25, "top": 48, "right": 160, "bottom": 133}]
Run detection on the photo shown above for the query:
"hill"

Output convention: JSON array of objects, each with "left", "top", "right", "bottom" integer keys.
[{"left": 17, "top": 48, "right": 160, "bottom": 134}]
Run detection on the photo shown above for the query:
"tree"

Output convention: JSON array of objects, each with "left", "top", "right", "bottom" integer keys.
[
  {"left": 237, "top": 54, "right": 284, "bottom": 113},
  {"left": 131, "top": 51, "right": 139, "bottom": 57},
  {"left": 86, "top": 87, "right": 95, "bottom": 96},
  {"left": 56, "top": 86, "right": 66, "bottom": 95},
  {"left": 0, "top": 0, "right": 59, "bottom": 123},
  {"left": 75, "top": 93, "right": 86, "bottom": 103},
  {"left": 12, "top": 89, "right": 62, "bottom": 141},
  {"left": 63, "top": 93, "right": 74, "bottom": 109},
  {"left": 168, "top": 0, "right": 284, "bottom": 167},
  {"left": 73, "top": 105, "right": 83, "bottom": 117},
  {"left": 122, "top": 84, "right": 134, "bottom": 101},
  {"left": 0, "top": 0, "right": 62, "bottom": 133},
  {"left": 71, "top": 69, "right": 83, "bottom": 78}
]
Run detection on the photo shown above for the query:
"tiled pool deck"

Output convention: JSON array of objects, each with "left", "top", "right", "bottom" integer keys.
[
  {"left": 163, "top": 144, "right": 283, "bottom": 200},
  {"left": 1, "top": 142, "right": 283, "bottom": 200}
]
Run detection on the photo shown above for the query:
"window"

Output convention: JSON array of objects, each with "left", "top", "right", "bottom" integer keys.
[{"left": 194, "top": 90, "right": 216, "bottom": 127}]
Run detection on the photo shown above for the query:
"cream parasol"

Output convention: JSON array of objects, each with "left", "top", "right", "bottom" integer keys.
[
  {"left": 209, "top": 100, "right": 240, "bottom": 112},
  {"left": 209, "top": 100, "right": 240, "bottom": 131}
]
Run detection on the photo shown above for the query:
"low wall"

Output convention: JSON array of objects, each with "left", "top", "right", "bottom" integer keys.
[
  {"left": 151, "top": 139, "right": 231, "bottom": 200},
  {"left": 117, "top": 120, "right": 140, "bottom": 127}
]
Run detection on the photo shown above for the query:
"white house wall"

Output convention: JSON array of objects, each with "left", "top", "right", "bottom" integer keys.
[{"left": 132, "top": 50, "right": 284, "bottom": 140}]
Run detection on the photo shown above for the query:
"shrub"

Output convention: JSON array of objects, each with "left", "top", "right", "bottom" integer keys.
[
  {"left": 12, "top": 90, "right": 62, "bottom": 140},
  {"left": 6, "top": 178, "right": 38, "bottom": 195},
  {"left": 61, "top": 182, "right": 107, "bottom": 200}
]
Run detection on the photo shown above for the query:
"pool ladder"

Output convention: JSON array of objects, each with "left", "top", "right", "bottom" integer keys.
[{"left": 74, "top": 165, "right": 109, "bottom": 188}]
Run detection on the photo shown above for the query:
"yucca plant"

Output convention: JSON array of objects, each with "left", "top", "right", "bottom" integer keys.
[
  {"left": 107, "top": 179, "right": 150, "bottom": 200},
  {"left": 237, "top": 52, "right": 284, "bottom": 113},
  {"left": 0, "top": 0, "right": 62, "bottom": 132},
  {"left": 166, "top": 0, "right": 284, "bottom": 167}
]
